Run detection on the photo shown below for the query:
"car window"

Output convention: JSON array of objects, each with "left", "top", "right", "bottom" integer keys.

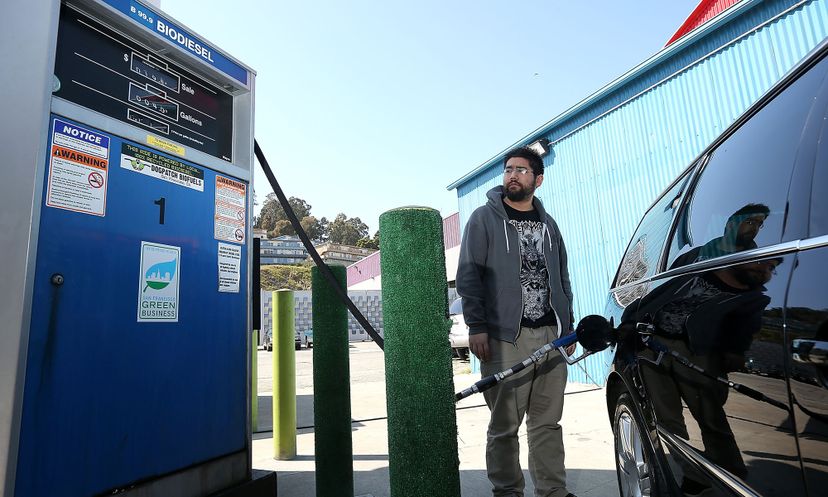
[
  {"left": 811, "top": 89, "right": 828, "bottom": 237},
  {"left": 613, "top": 172, "right": 692, "bottom": 288},
  {"left": 449, "top": 298, "right": 463, "bottom": 315},
  {"left": 668, "top": 54, "right": 828, "bottom": 268}
]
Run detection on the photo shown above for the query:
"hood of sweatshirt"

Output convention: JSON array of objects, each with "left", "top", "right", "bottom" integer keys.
[{"left": 485, "top": 185, "right": 555, "bottom": 255}]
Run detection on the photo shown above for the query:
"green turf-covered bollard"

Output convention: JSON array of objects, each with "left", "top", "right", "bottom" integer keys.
[
  {"left": 311, "top": 265, "right": 354, "bottom": 497},
  {"left": 272, "top": 289, "right": 296, "bottom": 460},
  {"left": 379, "top": 207, "right": 460, "bottom": 497}
]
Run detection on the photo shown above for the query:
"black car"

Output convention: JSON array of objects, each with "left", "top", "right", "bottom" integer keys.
[{"left": 600, "top": 39, "right": 828, "bottom": 496}]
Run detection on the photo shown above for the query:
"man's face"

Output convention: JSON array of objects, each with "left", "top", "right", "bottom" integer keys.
[
  {"left": 503, "top": 157, "right": 541, "bottom": 202},
  {"left": 732, "top": 258, "right": 779, "bottom": 288},
  {"left": 736, "top": 214, "right": 766, "bottom": 246}
]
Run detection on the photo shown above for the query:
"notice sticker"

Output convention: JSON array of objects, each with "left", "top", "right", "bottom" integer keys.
[
  {"left": 121, "top": 143, "right": 204, "bottom": 191},
  {"left": 138, "top": 241, "right": 181, "bottom": 322},
  {"left": 214, "top": 175, "right": 247, "bottom": 244},
  {"left": 53, "top": 118, "right": 110, "bottom": 158},
  {"left": 218, "top": 242, "right": 241, "bottom": 293},
  {"left": 45, "top": 120, "right": 110, "bottom": 216}
]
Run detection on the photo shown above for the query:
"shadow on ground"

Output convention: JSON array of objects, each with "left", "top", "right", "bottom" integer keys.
[
  {"left": 254, "top": 394, "right": 389, "bottom": 440},
  {"left": 268, "top": 467, "right": 618, "bottom": 497},
  {"left": 255, "top": 394, "right": 315, "bottom": 434}
]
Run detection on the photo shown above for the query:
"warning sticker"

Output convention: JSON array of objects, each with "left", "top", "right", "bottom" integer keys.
[
  {"left": 214, "top": 175, "right": 247, "bottom": 244},
  {"left": 138, "top": 241, "right": 181, "bottom": 322},
  {"left": 121, "top": 143, "right": 204, "bottom": 191},
  {"left": 45, "top": 120, "right": 109, "bottom": 216},
  {"left": 218, "top": 242, "right": 241, "bottom": 293}
]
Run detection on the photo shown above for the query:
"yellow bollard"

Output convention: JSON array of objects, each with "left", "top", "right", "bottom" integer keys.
[{"left": 272, "top": 290, "right": 296, "bottom": 459}]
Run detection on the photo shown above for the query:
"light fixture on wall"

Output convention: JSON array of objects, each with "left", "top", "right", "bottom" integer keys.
[{"left": 528, "top": 138, "right": 551, "bottom": 157}]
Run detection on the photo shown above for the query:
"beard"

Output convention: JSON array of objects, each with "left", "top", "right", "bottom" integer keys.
[
  {"left": 504, "top": 181, "right": 535, "bottom": 202},
  {"left": 731, "top": 266, "right": 769, "bottom": 288},
  {"left": 735, "top": 231, "right": 757, "bottom": 248}
]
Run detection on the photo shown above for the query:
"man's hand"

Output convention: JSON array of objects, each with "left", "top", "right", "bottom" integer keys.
[
  {"left": 469, "top": 333, "right": 490, "bottom": 362},
  {"left": 564, "top": 331, "right": 576, "bottom": 356}
]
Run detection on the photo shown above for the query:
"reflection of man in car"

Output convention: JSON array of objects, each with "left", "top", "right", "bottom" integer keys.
[
  {"left": 672, "top": 203, "right": 770, "bottom": 268},
  {"left": 626, "top": 257, "right": 779, "bottom": 492}
]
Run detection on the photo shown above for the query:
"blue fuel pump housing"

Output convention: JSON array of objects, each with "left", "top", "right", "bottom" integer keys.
[{"left": 2, "top": 1, "right": 263, "bottom": 496}]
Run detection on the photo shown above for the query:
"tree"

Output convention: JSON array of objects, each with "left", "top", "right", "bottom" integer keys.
[
  {"left": 255, "top": 194, "right": 312, "bottom": 234},
  {"left": 328, "top": 213, "right": 368, "bottom": 245},
  {"left": 287, "top": 197, "right": 312, "bottom": 220},
  {"left": 267, "top": 219, "right": 293, "bottom": 239},
  {"left": 255, "top": 193, "right": 278, "bottom": 230},
  {"left": 356, "top": 230, "right": 380, "bottom": 250},
  {"left": 251, "top": 189, "right": 260, "bottom": 227},
  {"left": 300, "top": 216, "right": 330, "bottom": 242},
  {"left": 317, "top": 217, "right": 330, "bottom": 241}
]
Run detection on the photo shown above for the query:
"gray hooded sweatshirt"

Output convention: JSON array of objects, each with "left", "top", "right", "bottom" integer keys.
[{"left": 456, "top": 186, "right": 574, "bottom": 343}]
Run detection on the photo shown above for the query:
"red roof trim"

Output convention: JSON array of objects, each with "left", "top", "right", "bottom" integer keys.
[{"left": 666, "top": 0, "right": 741, "bottom": 46}]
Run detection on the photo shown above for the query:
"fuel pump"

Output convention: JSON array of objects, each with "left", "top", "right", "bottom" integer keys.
[{"left": 2, "top": 1, "right": 269, "bottom": 495}]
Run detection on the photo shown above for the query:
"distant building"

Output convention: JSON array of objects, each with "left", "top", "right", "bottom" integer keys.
[
  {"left": 260, "top": 235, "right": 308, "bottom": 265},
  {"left": 347, "top": 212, "right": 460, "bottom": 290},
  {"left": 261, "top": 290, "right": 384, "bottom": 343},
  {"left": 313, "top": 242, "right": 376, "bottom": 266},
  {"left": 252, "top": 228, "right": 268, "bottom": 239}
]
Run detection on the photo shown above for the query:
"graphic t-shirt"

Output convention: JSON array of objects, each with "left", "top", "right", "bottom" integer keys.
[
  {"left": 655, "top": 275, "right": 728, "bottom": 337},
  {"left": 503, "top": 201, "right": 556, "bottom": 328},
  {"left": 649, "top": 271, "right": 767, "bottom": 355},
  {"left": 655, "top": 273, "right": 745, "bottom": 338}
]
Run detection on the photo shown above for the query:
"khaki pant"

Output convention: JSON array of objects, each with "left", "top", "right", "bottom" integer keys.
[
  {"left": 481, "top": 326, "right": 569, "bottom": 497},
  {"left": 641, "top": 337, "right": 747, "bottom": 480}
]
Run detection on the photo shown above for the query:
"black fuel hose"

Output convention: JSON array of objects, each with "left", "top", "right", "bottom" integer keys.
[{"left": 254, "top": 140, "right": 384, "bottom": 349}]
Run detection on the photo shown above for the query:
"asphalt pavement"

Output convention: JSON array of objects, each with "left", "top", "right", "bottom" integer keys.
[{"left": 252, "top": 342, "right": 619, "bottom": 497}]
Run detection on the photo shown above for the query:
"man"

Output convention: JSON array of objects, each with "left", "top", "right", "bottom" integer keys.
[
  {"left": 671, "top": 203, "right": 770, "bottom": 268},
  {"left": 628, "top": 258, "right": 780, "bottom": 493},
  {"left": 456, "top": 146, "right": 576, "bottom": 497}
]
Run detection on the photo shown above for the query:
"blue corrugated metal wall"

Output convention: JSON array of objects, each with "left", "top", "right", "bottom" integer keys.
[{"left": 454, "top": 0, "right": 828, "bottom": 384}]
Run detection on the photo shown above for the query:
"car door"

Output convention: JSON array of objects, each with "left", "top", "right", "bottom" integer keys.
[
  {"left": 785, "top": 77, "right": 828, "bottom": 496},
  {"left": 786, "top": 248, "right": 828, "bottom": 496},
  {"left": 646, "top": 48, "right": 828, "bottom": 496},
  {"left": 637, "top": 256, "right": 800, "bottom": 496}
]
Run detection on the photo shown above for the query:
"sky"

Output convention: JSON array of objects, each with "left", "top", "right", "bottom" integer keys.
[{"left": 160, "top": 0, "right": 699, "bottom": 234}]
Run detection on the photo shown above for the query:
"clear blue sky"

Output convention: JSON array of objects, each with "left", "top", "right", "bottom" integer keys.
[{"left": 161, "top": 0, "right": 698, "bottom": 233}]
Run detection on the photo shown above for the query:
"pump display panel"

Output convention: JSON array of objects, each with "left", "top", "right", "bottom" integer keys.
[{"left": 53, "top": 5, "right": 234, "bottom": 162}]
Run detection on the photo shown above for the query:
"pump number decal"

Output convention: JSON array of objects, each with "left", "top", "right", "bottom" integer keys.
[
  {"left": 121, "top": 143, "right": 204, "bottom": 191},
  {"left": 214, "top": 176, "right": 246, "bottom": 245},
  {"left": 45, "top": 119, "right": 110, "bottom": 216},
  {"left": 138, "top": 241, "right": 181, "bottom": 322}
]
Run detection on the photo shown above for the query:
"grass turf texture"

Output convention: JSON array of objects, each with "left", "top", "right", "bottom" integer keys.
[
  {"left": 311, "top": 265, "right": 354, "bottom": 497},
  {"left": 379, "top": 207, "right": 460, "bottom": 497},
  {"left": 273, "top": 290, "right": 296, "bottom": 459}
]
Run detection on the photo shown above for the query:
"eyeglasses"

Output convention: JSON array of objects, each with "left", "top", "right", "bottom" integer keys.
[
  {"left": 504, "top": 166, "right": 531, "bottom": 176},
  {"left": 743, "top": 219, "right": 764, "bottom": 229},
  {"left": 754, "top": 260, "right": 778, "bottom": 275}
]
